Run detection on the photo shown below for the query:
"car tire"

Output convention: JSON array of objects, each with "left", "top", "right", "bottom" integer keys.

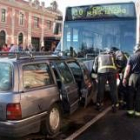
[{"left": 41, "top": 104, "right": 61, "bottom": 137}]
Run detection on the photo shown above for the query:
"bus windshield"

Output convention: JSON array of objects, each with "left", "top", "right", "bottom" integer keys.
[
  {"left": 63, "top": 19, "right": 136, "bottom": 57},
  {"left": 62, "top": 2, "right": 136, "bottom": 57}
]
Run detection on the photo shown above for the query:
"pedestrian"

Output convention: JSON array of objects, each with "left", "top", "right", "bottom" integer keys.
[
  {"left": 1, "top": 43, "right": 9, "bottom": 52},
  {"left": 18, "top": 43, "right": 23, "bottom": 51},
  {"left": 123, "top": 44, "right": 140, "bottom": 117},
  {"left": 8, "top": 44, "right": 14, "bottom": 50},
  {"left": 28, "top": 44, "right": 35, "bottom": 52},
  {"left": 41, "top": 46, "right": 45, "bottom": 52},
  {"left": 51, "top": 42, "right": 56, "bottom": 51},
  {"left": 9, "top": 44, "right": 18, "bottom": 52},
  {"left": 24, "top": 46, "right": 29, "bottom": 51},
  {"left": 93, "top": 48, "right": 119, "bottom": 113}
]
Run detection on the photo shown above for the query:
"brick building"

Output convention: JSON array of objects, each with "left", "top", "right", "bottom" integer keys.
[{"left": 0, "top": 0, "right": 62, "bottom": 51}]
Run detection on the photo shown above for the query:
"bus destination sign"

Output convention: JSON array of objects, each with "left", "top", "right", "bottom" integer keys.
[{"left": 66, "top": 3, "right": 135, "bottom": 20}]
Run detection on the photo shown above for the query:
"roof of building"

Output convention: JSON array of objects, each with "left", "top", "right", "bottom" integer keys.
[{"left": 1, "top": 0, "right": 62, "bottom": 17}]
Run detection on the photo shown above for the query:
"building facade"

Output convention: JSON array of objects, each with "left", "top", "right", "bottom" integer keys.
[{"left": 0, "top": 0, "right": 62, "bottom": 51}]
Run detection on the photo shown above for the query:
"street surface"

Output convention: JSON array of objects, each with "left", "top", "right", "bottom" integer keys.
[
  {"left": 2, "top": 98, "right": 140, "bottom": 140},
  {"left": 76, "top": 110, "right": 140, "bottom": 140}
]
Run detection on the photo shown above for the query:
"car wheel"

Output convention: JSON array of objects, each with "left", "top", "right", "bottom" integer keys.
[{"left": 42, "top": 104, "right": 61, "bottom": 136}]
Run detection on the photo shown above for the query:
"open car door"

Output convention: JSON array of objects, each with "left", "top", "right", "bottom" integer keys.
[
  {"left": 51, "top": 61, "right": 80, "bottom": 114},
  {"left": 67, "top": 60, "right": 96, "bottom": 108}
]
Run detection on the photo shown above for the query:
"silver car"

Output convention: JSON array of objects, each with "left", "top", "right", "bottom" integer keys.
[{"left": 0, "top": 53, "right": 96, "bottom": 139}]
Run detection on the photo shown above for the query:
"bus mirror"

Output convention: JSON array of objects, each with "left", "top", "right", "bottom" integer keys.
[{"left": 53, "top": 22, "right": 59, "bottom": 35}]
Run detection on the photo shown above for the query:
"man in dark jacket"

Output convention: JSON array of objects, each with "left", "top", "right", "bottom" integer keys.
[
  {"left": 113, "top": 48, "right": 128, "bottom": 109},
  {"left": 123, "top": 44, "right": 140, "bottom": 117}
]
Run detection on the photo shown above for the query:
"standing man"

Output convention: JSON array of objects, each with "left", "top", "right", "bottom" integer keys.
[
  {"left": 123, "top": 44, "right": 140, "bottom": 117},
  {"left": 113, "top": 47, "right": 128, "bottom": 109},
  {"left": 1, "top": 43, "right": 9, "bottom": 52},
  {"left": 93, "top": 48, "right": 118, "bottom": 112},
  {"left": 18, "top": 43, "right": 23, "bottom": 51}
]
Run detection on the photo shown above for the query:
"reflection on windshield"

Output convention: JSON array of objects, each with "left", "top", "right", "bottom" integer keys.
[{"left": 63, "top": 19, "right": 136, "bottom": 57}]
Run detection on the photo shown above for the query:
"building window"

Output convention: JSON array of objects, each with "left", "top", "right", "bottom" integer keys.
[
  {"left": 19, "top": 12, "right": 24, "bottom": 25},
  {"left": 18, "top": 33, "right": 23, "bottom": 44},
  {"left": 1, "top": 9, "right": 6, "bottom": 22},
  {"left": 47, "top": 20, "right": 52, "bottom": 29},
  {"left": 0, "top": 30, "right": 6, "bottom": 46},
  {"left": 58, "top": 23, "right": 62, "bottom": 33},
  {"left": 34, "top": 17, "right": 39, "bottom": 28}
]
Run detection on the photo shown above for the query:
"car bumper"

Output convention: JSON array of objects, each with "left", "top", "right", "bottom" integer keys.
[{"left": 0, "top": 111, "right": 47, "bottom": 138}]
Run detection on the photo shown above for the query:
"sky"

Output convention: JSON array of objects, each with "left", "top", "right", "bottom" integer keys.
[
  {"left": 41, "top": 0, "right": 79, "bottom": 13},
  {"left": 24, "top": 0, "right": 93, "bottom": 14},
  {"left": 24, "top": 0, "right": 100, "bottom": 14},
  {"left": 30, "top": 0, "right": 137, "bottom": 14},
  {"left": 40, "top": 0, "right": 96, "bottom": 13}
]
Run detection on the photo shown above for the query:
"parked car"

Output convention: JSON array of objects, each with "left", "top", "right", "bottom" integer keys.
[
  {"left": 51, "top": 57, "right": 97, "bottom": 110},
  {"left": 0, "top": 52, "right": 96, "bottom": 139},
  {"left": 65, "top": 58, "right": 97, "bottom": 107}
]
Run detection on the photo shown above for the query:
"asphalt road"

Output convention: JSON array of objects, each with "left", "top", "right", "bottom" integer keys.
[{"left": 76, "top": 110, "right": 140, "bottom": 140}]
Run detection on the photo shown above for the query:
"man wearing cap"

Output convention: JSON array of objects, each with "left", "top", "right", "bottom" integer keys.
[{"left": 123, "top": 44, "right": 140, "bottom": 117}]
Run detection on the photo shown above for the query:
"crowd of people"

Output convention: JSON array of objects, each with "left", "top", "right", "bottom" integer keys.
[
  {"left": 92, "top": 44, "right": 140, "bottom": 117},
  {"left": 0, "top": 43, "right": 36, "bottom": 52},
  {"left": 0, "top": 43, "right": 57, "bottom": 53},
  {"left": 0, "top": 43, "right": 51, "bottom": 52}
]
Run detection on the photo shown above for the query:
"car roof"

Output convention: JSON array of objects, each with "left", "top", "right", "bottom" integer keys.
[{"left": 0, "top": 52, "right": 78, "bottom": 64}]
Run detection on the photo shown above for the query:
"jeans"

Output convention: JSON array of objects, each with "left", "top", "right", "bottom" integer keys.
[
  {"left": 128, "top": 73, "right": 140, "bottom": 112},
  {"left": 97, "top": 73, "right": 118, "bottom": 105}
]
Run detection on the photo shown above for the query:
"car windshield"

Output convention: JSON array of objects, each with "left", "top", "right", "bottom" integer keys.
[{"left": 0, "top": 63, "right": 12, "bottom": 91}]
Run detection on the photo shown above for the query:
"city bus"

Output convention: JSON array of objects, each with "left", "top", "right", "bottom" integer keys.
[{"left": 55, "top": 0, "right": 139, "bottom": 71}]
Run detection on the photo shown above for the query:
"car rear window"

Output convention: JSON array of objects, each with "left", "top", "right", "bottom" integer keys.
[
  {"left": 23, "top": 63, "right": 54, "bottom": 89},
  {"left": 0, "top": 63, "right": 12, "bottom": 91}
]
